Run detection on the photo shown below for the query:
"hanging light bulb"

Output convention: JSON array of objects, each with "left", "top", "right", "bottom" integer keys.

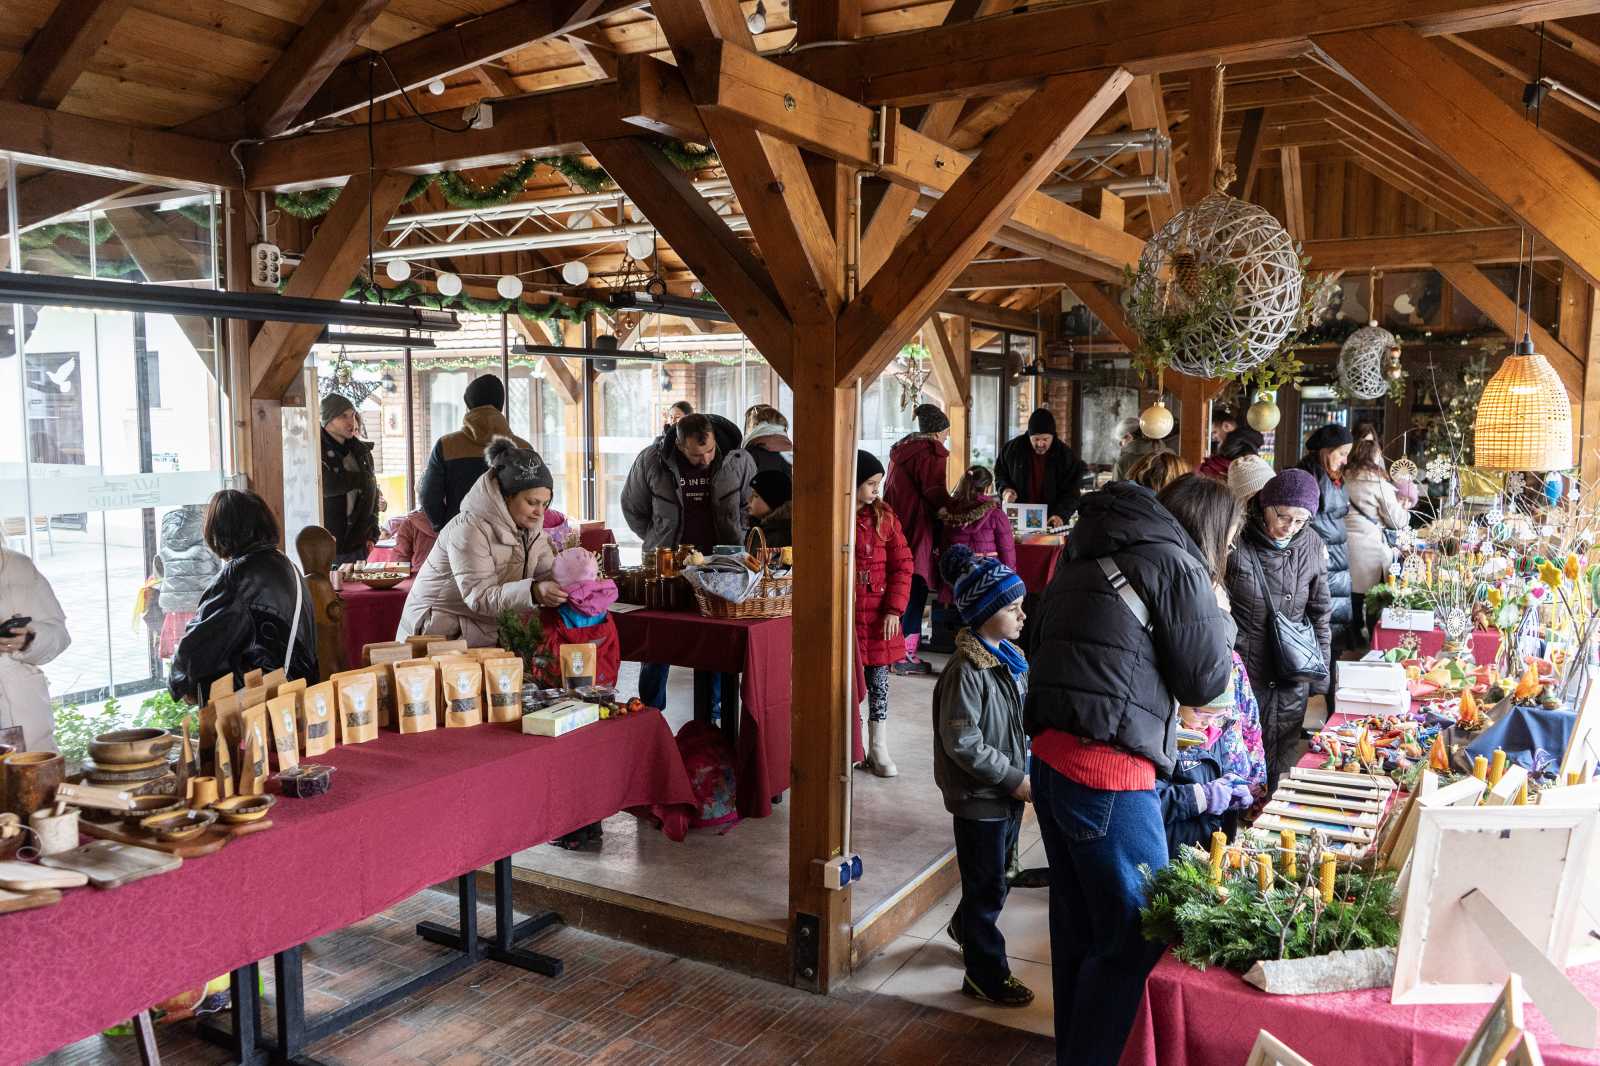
[
  {"left": 747, "top": 0, "right": 767, "bottom": 34},
  {"left": 626, "top": 232, "right": 654, "bottom": 261},
  {"left": 561, "top": 261, "right": 590, "bottom": 286},
  {"left": 384, "top": 259, "right": 412, "bottom": 283},
  {"left": 1474, "top": 334, "right": 1572, "bottom": 471},
  {"left": 427, "top": 79, "right": 447, "bottom": 96},
  {"left": 436, "top": 272, "right": 463, "bottom": 297},
  {"left": 496, "top": 274, "right": 524, "bottom": 300}
]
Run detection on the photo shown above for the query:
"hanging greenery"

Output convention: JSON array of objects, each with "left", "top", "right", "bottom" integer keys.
[
  {"left": 660, "top": 141, "right": 718, "bottom": 172},
  {"left": 541, "top": 155, "right": 612, "bottom": 194},
  {"left": 276, "top": 185, "right": 343, "bottom": 219},
  {"left": 339, "top": 276, "right": 614, "bottom": 324},
  {"left": 1122, "top": 260, "right": 1244, "bottom": 375},
  {"left": 438, "top": 159, "right": 539, "bottom": 207}
]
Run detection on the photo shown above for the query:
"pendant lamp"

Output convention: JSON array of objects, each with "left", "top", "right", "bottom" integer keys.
[{"left": 1473, "top": 334, "right": 1572, "bottom": 471}]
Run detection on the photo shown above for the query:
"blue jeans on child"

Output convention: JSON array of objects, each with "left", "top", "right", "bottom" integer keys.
[
  {"left": 638, "top": 663, "right": 724, "bottom": 720},
  {"left": 1031, "top": 759, "right": 1168, "bottom": 1066},
  {"left": 951, "top": 812, "right": 1022, "bottom": 992}
]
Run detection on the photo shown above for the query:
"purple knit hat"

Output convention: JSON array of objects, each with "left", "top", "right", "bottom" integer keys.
[{"left": 1258, "top": 468, "right": 1320, "bottom": 513}]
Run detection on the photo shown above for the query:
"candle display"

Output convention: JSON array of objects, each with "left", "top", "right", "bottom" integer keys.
[
  {"left": 1280, "top": 830, "right": 1297, "bottom": 879},
  {"left": 1473, "top": 755, "right": 1489, "bottom": 781},
  {"left": 1257, "top": 853, "right": 1273, "bottom": 893},
  {"left": 1319, "top": 854, "right": 1337, "bottom": 904},
  {"left": 1488, "top": 748, "right": 1507, "bottom": 787},
  {"left": 1209, "top": 830, "right": 1226, "bottom": 884}
]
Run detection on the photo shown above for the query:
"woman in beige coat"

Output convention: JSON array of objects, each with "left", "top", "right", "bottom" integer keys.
[
  {"left": 398, "top": 438, "right": 568, "bottom": 646},
  {"left": 1343, "top": 439, "right": 1410, "bottom": 629}
]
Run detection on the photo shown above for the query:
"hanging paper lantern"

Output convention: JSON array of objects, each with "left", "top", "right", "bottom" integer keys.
[
  {"left": 626, "top": 232, "right": 655, "bottom": 261},
  {"left": 384, "top": 259, "right": 412, "bottom": 283},
  {"left": 1139, "top": 400, "right": 1174, "bottom": 440},
  {"left": 436, "top": 272, "right": 463, "bottom": 297},
  {"left": 1127, "top": 193, "right": 1304, "bottom": 378},
  {"left": 561, "top": 261, "right": 590, "bottom": 286},
  {"left": 1337, "top": 323, "right": 1396, "bottom": 399},
  {"left": 496, "top": 274, "right": 523, "bottom": 300}
]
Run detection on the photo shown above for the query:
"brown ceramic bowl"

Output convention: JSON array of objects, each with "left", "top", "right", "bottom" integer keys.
[
  {"left": 351, "top": 575, "right": 406, "bottom": 590},
  {"left": 140, "top": 807, "right": 217, "bottom": 841},
  {"left": 118, "top": 795, "right": 186, "bottom": 826},
  {"left": 88, "top": 728, "right": 173, "bottom": 766},
  {"left": 209, "top": 794, "right": 276, "bottom": 824}
]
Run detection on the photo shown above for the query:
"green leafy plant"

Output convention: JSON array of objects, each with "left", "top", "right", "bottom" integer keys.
[
  {"left": 1121, "top": 260, "right": 1243, "bottom": 376},
  {"left": 133, "top": 689, "right": 195, "bottom": 734},
  {"left": 51, "top": 698, "right": 124, "bottom": 767},
  {"left": 1141, "top": 845, "right": 1401, "bottom": 972},
  {"left": 498, "top": 609, "right": 556, "bottom": 685}
]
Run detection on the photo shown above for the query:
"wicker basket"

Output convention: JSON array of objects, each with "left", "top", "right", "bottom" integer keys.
[{"left": 692, "top": 527, "right": 792, "bottom": 620}]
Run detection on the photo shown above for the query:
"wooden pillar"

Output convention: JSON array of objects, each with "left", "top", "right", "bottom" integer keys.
[
  {"left": 927, "top": 313, "right": 971, "bottom": 490},
  {"left": 1583, "top": 288, "right": 1600, "bottom": 486},
  {"left": 1174, "top": 373, "right": 1220, "bottom": 466},
  {"left": 222, "top": 190, "right": 288, "bottom": 541}
]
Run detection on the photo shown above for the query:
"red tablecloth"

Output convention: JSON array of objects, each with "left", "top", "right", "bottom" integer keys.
[
  {"left": 2, "top": 711, "right": 695, "bottom": 1066},
  {"left": 611, "top": 609, "right": 792, "bottom": 819},
  {"left": 1014, "top": 541, "right": 1064, "bottom": 595},
  {"left": 1371, "top": 623, "right": 1501, "bottom": 663},
  {"left": 1120, "top": 953, "right": 1600, "bottom": 1065},
  {"left": 338, "top": 579, "right": 412, "bottom": 669}
]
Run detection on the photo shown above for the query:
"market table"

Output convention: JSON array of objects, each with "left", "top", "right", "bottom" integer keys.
[
  {"left": 1, "top": 711, "right": 696, "bottom": 1066},
  {"left": 1370, "top": 623, "right": 1501, "bottom": 663},
  {"left": 610, "top": 607, "right": 792, "bottom": 819},
  {"left": 338, "top": 579, "right": 412, "bottom": 667},
  {"left": 1014, "top": 540, "right": 1065, "bottom": 595},
  {"left": 1119, "top": 953, "right": 1600, "bottom": 1065}
]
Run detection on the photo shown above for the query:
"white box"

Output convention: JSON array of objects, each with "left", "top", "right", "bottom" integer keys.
[
  {"left": 1378, "top": 607, "right": 1435, "bottom": 632},
  {"left": 1338, "top": 660, "right": 1408, "bottom": 694},
  {"left": 521, "top": 700, "right": 600, "bottom": 737},
  {"left": 1336, "top": 688, "right": 1410, "bottom": 718}
]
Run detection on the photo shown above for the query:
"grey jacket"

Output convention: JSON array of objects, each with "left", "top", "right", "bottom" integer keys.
[
  {"left": 158, "top": 505, "right": 221, "bottom": 613},
  {"left": 621, "top": 414, "right": 756, "bottom": 551},
  {"left": 932, "top": 629, "right": 1028, "bottom": 819}
]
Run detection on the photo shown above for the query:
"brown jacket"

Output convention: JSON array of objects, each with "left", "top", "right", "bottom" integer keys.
[{"left": 419, "top": 406, "right": 532, "bottom": 530}]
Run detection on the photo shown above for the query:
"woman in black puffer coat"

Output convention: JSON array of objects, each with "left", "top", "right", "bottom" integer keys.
[
  {"left": 1225, "top": 469, "right": 1333, "bottom": 792},
  {"left": 1297, "top": 423, "right": 1354, "bottom": 644}
]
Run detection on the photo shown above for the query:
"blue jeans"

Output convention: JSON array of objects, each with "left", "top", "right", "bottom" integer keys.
[
  {"left": 1032, "top": 760, "right": 1168, "bottom": 1066},
  {"left": 638, "top": 663, "right": 724, "bottom": 720},
  {"left": 951, "top": 813, "right": 1022, "bottom": 991}
]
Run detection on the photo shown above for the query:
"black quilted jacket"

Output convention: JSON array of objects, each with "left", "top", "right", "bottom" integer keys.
[
  {"left": 1296, "top": 456, "right": 1353, "bottom": 626},
  {"left": 169, "top": 547, "right": 319, "bottom": 702}
]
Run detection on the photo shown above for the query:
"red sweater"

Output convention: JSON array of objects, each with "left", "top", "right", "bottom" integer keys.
[{"left": 1032, "top": 728, "right": 1156, "bottom": 791}]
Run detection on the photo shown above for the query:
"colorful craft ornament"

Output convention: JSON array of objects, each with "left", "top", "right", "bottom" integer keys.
[
  {"left": 1566, "top": 555, "right": 1582, "bottom": 582},
  {"left": 1355, "top": 728, "right": 1377, "bottom": 769},
  {"left": 1540, "top": 560, "right": 1564, "bottom": 588},
  {"left": 1428, "top": 733, "right": 1451, "bottom": 773},
  {"left": 1514, "top": 663, "right": 1542, "bottom": 701},
  {"left": 1456, "top": 687, "right": 1479, "bottom": 727}
]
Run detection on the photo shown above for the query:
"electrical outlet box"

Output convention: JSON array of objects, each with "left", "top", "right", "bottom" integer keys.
[
  {"left": 463, "top": 101, "right": 494, "bottom": 130},
  {"left": 812, "top": 854, "right": 863, "bottom": 891},
  {"left": 251, "top": 243, "right": 282, "bottom": 288}
]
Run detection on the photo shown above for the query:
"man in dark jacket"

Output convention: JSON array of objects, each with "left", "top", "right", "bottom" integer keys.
[
  {"left": 994, "top": 408, "right": 1087, "bottom": 528},
  {"left": 419, "top": 374, "right": 531, "bottom": 531},
  {"left": 1297, "top": 423, "right": 1355, "bottom": 639},
  {"left": 320, "top": 393, "right": 380, "bottom": 563}
]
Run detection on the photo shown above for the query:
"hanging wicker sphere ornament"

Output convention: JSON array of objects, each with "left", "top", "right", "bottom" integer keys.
[
  {"left": 1247, "top": 393, "right": 1281, "bottom": 432},
  {"left": 1127, "top": 191, "right": 1304, "bottom": 378},
  {"left": 1338, "top": 322, "right": 1397, "bottom": 399},
  {"left": 1139, "top": 400, "right": 1174, "bottom": 440}
]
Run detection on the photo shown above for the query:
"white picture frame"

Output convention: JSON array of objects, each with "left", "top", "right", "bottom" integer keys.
[
  {"left": 1003, "top": 501, "right": 1047, "bottom": 534},
  {"left": 1533, "top": 781, "right": 1600, "bottom": 965},
  {"left": 1485, "top": 765, "right": 1529, "bottom": 807},
  {"left": 1561, "top": 676, "right": 1600, "bottom": 784},
  {"left": 1245, "top": 1029, "right": 1316, "bottom": 1066},
  {"left": 1393, "top": 806, "right": 1597, "bottom": 1011},
  {"left": 1452, "top": 974, "right": 1525, "bottom": 1066}
]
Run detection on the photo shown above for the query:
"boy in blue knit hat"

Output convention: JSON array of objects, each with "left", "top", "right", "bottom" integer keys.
[{"left": 931, "top": 544, "right": 1034, "bottom": 1007}]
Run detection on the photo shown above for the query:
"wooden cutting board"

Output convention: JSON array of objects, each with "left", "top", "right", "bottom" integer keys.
[
  {"left": 40, "top": 840, "right": 182, "bottom": 888},
  {"left": 0, "top": 887, "right": 61, "bottom": 914},
  {"left": 78, "top": 817, "right": 273, "bottom": 857},
  {"left": 0, "top": 861, "right": 89, "bottom": 890}
]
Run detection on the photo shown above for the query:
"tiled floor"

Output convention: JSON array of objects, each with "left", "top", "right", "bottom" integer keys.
[{"left": 38, "top": 888, "right": 1059, "bottom": 1066}]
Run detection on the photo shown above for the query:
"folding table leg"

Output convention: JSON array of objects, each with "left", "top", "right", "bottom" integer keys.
[
  {"left": 133, "top": 1010, "right": 160, "bottom": 1066},
  {"left": 693, "top": 671, "right": 715, "bottom": 724},
  {"left": 416, "top": 858, "right": 564, "bottom": 977},
  {"left": 196, "top": 961, "right": 265, "bottom": 1065}
]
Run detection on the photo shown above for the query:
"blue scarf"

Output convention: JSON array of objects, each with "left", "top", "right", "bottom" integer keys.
[
  {"left": 979, "top": 634, "right": 1028, "bottom": 681},
  {"left": 558, "top": 604, "right": 608, "bottom": 628}
]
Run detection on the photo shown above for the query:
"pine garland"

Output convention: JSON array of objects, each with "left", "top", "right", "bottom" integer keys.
[
  {"left": 542, "top": 155, "right": 611, "bottom": 194},
  {"left": 660, "top": 141, "right": 717, "bottom": 172},
  {"left": 338, "top": 276, "right": 614, "bottom": 323}
]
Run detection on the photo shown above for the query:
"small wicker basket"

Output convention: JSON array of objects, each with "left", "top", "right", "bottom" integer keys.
[{"left": 692, "top": 526, "right": 792, "bottom": 620}]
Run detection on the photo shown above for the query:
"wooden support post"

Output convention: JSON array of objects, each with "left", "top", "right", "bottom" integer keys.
[
  {"left": 1229, "top": 107, "right": 1266, "bottom": 200},
  {"left": 1579, "top": 285, "right": 1600, "bottom": 487},
  {"left": 927, "top": 314, "right": 971, "bottom": 490},
  {"left": 1280, "top": 145, "right": 1307, "bottom": 242},
  {"left": 1183, "top": 65, "right": 1225, "bottom": 206},
  {"left": 1174, "top": 373, "right": 1223, "bottom": 466}
]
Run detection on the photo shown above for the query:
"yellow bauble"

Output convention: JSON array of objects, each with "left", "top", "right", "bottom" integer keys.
[
  {"left": 1139, "top": 400, "right": 1174, "bottom": 439},
  {"left": 1247, "top": 398, "right": 1281, "bottom": 432}
]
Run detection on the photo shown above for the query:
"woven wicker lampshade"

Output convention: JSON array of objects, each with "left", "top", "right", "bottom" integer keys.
[{"left": 1474, "top": 336, "right": 1572, "bottom": 472}]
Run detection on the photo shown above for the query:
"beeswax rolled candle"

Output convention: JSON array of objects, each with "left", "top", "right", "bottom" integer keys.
[
  {"left": 1280, "top": 830, "right": 1297, "bottom": 879},
  {"left": 1488, "top": 749, "right": 1507, "bottom": 788},
  {"left": 1320, "top": 854, "right": 1337, "bottom": 904},
  {"left": 1209, "top": 830, "right": 1227, "bottom": 884},
  {"left": 1257, "top": 853, "right": 1273, "bottom": 893},
  {"left": 1473, "top": 755, "right": 1489, "bottom": 782}
]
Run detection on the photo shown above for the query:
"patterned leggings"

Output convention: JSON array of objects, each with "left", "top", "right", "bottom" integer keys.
[{"left": 864, "top": 664, "right": 890, "bottom": 722}]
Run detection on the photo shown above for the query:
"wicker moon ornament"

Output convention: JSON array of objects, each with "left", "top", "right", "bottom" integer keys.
[
  {"left": 1128, "top": 192, "right": 1304, "bottom": 378},
  {"left": 1338, "top": 324, "right": 1398, "bottom": 400}
]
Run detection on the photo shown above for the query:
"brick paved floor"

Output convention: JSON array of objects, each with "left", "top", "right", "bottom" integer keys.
[{"left": 36, "top": 888, "right": 1058, "bottom": 1066}]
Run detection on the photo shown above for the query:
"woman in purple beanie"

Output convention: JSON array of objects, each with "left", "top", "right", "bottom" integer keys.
[{"left": 1222, "top": 468, "right": 1333, "bottom": 791}]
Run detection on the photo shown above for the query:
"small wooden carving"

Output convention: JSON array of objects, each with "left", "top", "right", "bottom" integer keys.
[{"left": 296, "top": 525, "right": 346, "bottom": 680}]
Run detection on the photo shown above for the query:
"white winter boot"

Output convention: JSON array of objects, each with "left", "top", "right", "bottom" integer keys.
[{"left": 868, "top": 720, "right": 898, "bottom": 778}]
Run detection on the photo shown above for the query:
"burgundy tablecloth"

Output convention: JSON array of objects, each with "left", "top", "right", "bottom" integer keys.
[
  {"left": 1371, "top": 623, "right": 1501, "bottom": 663},
  {"left": 1119, "top": 953, "right": 1600, "bottom": 1065},
  {"left": 339, "top": 579, "right": 412, "bottom": 668},
  {"left": 579, "top": 526, "right": 615, "bottom": 552},
  {"left": 2, "top": 711, "right": 695, "bottom": 1066},
  {"left": 1015, "top": 541, "right": 1064, "bottom": 595},
  {"left": 612, "top": 609, "right": 794, "bottom": 819}
]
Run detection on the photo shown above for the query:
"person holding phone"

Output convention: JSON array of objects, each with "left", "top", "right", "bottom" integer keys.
[{"left": 0, "top": 546, "right": 71, "bottom": 752}]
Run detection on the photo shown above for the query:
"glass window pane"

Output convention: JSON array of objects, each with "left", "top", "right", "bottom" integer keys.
[{"left": 599, "top": 362, "right": 662, "bottom": 551}]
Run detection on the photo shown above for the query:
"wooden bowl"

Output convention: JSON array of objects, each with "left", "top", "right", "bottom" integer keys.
[
  {"left": 352, "top": 575, "right": 406, "bottom": 590},
  {"left": 209, "top": 794, "right": 276, "bottom": 824},
  {"left": 118, "top": 795, "right": 186, "bottom": 826},
  {"left": 140, "top": 808, "right": 217, "bottom": 841},
  {"left": 89, "top": 728, "right": 173, "bottom": 766}
]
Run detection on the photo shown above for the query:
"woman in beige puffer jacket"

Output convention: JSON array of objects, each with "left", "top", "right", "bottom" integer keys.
[
  {"left": 1343, "top": 440, "right": 1410, "bottom": 597},
  {"left": 398, "top": 439, "right": 569, "bottom": 646}
]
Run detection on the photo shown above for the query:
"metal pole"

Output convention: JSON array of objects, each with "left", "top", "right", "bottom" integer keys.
[{"left": 8, "top": 156, "right": 36, "bottom": 561}]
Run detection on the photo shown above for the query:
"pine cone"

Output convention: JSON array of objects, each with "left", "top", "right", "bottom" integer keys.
[{"left": 1172, "top": 247, "right": 1202, "bottom": 301}]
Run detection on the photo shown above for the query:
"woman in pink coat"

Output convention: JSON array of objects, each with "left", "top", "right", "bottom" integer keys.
[{"left": 937, "top": 467, "right": 1016, "bottom": 608}]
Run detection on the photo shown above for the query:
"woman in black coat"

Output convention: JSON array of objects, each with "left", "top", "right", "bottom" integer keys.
[
  {"left": 1224, "top": 469, "right": 1333, "bottom": 791},
  {"left": 170, "top": 490, "right": 319, "bottom": 702},
  {"left": 1297, "top": 423, "right": 1354, "bottom": 643}
]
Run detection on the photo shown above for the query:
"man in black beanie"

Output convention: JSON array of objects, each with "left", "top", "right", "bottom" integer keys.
[
  {"left": 320, "top": 392, "right": 380, "bottom": 563},
  {"left": 419, "top": 373, "right": 531, "bottom": 530},
  {"left": 994, "top": 407, "right": 1087, "bottom": 529}
]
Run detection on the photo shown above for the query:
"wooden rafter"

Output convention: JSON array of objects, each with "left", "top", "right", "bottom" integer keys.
[
  {"left": 565, "top": 27, "right": 620, "bottom": 80},
  {"left": 1450, "top": 25, "right": 1600, "bottom": 125},
  {"left": 935, "top": 295, "right": 1042, "bottom": 332},
  {"left": 472, "top": 63, "right": 521, "bottom": 98},
  {"left": 1125, "top": 74, "right": 1181, "bottom": 228},
  {"left": 1440, "top": 40, "right": 1600, "bottom": 171},
  {"left": 1316, "top": 25, "right": 1600, "bottom": 289},
  {"left": 1435, "top": 260, "right": 1584, "bottom": 398},
  {"left": 1229, "top": 107, "right": 1266, "bottom": 198},
  {"left": 1183, "top": 65, "right": 1226, "bottom": 204},
  {"left": 1069, "top": 282, "right": 1141, "bottom": 351},
  {"left": 0, "top": 0, "right": 131, "bottom": 109},
  {"left": 508, "top": 316, "right": 582, "bottom": 404},
  {"left": 103, "top": 206, "right": 214, "bottom": 357},
  {"left": 0, "top": 99, "right": 234, "bottom": 188},
  {"left": 951, "top": 259, "right": 1088, "bottom": 290},
  {"left": 1301, "top": 229, "right": 1549, "bottom": 270},
  {"left": 837, "top": 68, "right": 1134, "bottom": 387},
  {"left": 1280, "top": 145, "right": 1307, "bottom": 240}
]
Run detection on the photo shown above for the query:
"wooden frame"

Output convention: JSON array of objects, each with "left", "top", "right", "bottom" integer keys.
[
  {"left": 1560, "top": 675, "right": 1600, "bottom": 785},
  {"left": 1452, "top": 974, "right": 1526, "bottom": 1066},
  {"left": 1246, "top": 1029, "right": 1317, "bottom": 1066},
  {"left": 1528, "top": 780, "right": 1600, "bottom": 965}
]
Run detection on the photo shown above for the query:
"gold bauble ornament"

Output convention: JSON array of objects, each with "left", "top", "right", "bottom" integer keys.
[
  {"left": 1247, "top": 397, "right": 1281, "bottom": 432},
  {"left": 1139, "top": 400, "right": 1174, "bottom": 439}
]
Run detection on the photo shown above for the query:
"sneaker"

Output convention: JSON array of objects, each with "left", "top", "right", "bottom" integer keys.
[
  {"left": 889, "top": 657, "right": 933, "bottom": 676},
  {"left": 961, "top": 974, "right": 1035, "bottom": 1007},
  {"left": 945, "top": 915, "right": 964, "bottom": 950},
  {"left": 1006, "top": 867, "right": 1050, "bottom": 889}
]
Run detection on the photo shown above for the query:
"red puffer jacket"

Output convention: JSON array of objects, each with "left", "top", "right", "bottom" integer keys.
[
  {"left": 883, "top": 433, "right": 952, "bottom": 585},
  {"left": 936, "top": 497, "right": 1016, "bottom": 601},
  {"left": 854, "top": 503, "right": 913, "bottom": 666}
]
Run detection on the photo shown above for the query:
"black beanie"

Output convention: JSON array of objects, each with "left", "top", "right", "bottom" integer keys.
[
  {"left": 914, "top": 403, "right": 950, "bottom": 434},
  {"left": 485, "top": 437, "right": 554, "bottom": 496},
  {"left": 1026, "top": 407, "right": 1057, "bottom": 437},
  {"left": 750, "top": 469, "right": 793, "bottom": 509},
  {"left": 857, "top": 449, "right": 885, "bottom": 486},
  {"left": 1305, "top": 423, "right": 1354, "bottom": 453},
  {"left": 463, "top": 373, "right": 506, "bottom": 411}
]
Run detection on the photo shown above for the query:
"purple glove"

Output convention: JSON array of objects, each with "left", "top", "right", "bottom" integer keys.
[
  {"left": 1200, "top": 779, "right": 1234, "bottom": 815},
  {"left": 1229, "top": 781, "right": 1255, "bottom": 809}
]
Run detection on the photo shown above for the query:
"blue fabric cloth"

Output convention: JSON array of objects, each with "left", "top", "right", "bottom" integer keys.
[
  {"left": 1465, "top": 702, "right": 1576, "bottom": 780},
  {"left": 1032, "top": 760, "right": 1168, "bottom": 1066},
  {"left": 558, "top": 604, "right": 608, "bottom": 628},
  {"left": 951, "top": 813, "right": 1023, "bottom": 991},
  {"left": 944, "top": 544, "right": 1026, "bottom": 627},
  {"left": 979, "top": 634, "right": 1029, "bottom": 682}
]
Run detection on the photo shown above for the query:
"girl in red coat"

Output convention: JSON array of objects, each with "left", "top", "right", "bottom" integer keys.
[{"left": 855, "top": 449, "right": 913, "bottom": 777}]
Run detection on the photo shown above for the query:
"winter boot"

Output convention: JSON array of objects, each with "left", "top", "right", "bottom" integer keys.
[
  {"left": 867, "top": 719, "right": 898, "bottom": 778},
  {"left": 889, "top": 633, "right": 934, "bottom": 676}
]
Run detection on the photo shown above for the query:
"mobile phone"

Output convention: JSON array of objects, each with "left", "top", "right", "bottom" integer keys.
[{"left": 0, "top": 615, "right": 31, "bottom": 638}]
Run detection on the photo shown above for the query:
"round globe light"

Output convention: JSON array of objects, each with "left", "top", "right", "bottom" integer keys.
[
  {"left": 1139, "top": 401, "right": 1174, "bottom": 440},
  {"left": 436, "top": 272, "right": 463, "bottom": 297},
  {"left": 385, "top": 259, "right": 412, "bottom": 283},
  {"left": 627, "top": 233, "right": 654, "bottom": 261},
  {"left": 561, "top": 261, "right": 590, "bottom": 286},
  {"left": 496, "top": 274, "right": 524, "bottom": 300},
  {"left": 427, "top": 79, "right": 446, "bottom": 96}
]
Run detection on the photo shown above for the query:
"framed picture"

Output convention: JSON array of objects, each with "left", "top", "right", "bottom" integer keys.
[
  {"left": 1531, "top": 781, "right": 1600, "bottom": 965},
  {"left": 1560, "top": 677, "right": 1600, "bottom": 784},
  {"left": 1246, "top": 1029, "right": 1316, "bottom": 1066},
  {"left": 1003, "top": 501, "right": 1047, "bottom": 533},
  {"left": 1452, "top": 975, "right": 1525, "bottom": 1066}
]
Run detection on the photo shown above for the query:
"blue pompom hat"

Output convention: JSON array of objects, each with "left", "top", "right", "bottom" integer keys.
[{"left": 939, "top": 544, "right": 1025, "bottom": 629}]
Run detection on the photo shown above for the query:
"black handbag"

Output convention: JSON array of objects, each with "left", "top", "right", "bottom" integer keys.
[{"left": 1247, "top": 547, "right": 1328, "bottom": 684}]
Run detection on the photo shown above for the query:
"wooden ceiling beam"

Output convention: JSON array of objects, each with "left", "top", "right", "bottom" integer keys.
[
  {"left": 950, "top": 259, "right": 1090, "bottom": 290},
  {"left": 1279, "top": 145, "right": 1306, "bottom": 240},
  {"left": 508, "top": 316, "right": 582, "bottom": 404},
  {"left": 1165, "top": 76, "right": 1321, "bottom": 111},
  {"left": 564, "top": 27, "right": 619, "bottom": 81},
  {"left": 935, "top": 295, "right": 1043, "bottom": 332},
  {"left": 586, "top": 137, "right": 793, "bottom": 378},
  {"left": 777, "top": 0, "right": 1598, "bottom": 106},
  {"left": 102, "top": 206, "right": 214, "bottom": 357},
  {"left": 836, "top": 68, "right": 1133, "bottom": 387},
  {"left": 1320, "top": 115, "right": 1500, "bottom": 225},
  {"left": 1125, "top": 74, "right": 1180, "bottom": 228},
  {"left": 616, "top": 54, "right": 710, "bottom": 143},
  {"left": 1068, "top": 282, "right": 1141, "bottom": 350},
  {"left": 1228, "top": 107, "right": 1266, "bottom": 199},
  {"left": 1182, "top": 65, "right": 1225, "bottom": 204},
  {"left": 1317, "top": 25, "right": 1600, "bottom": 289},
  {"left": 0, "top": 99, "right": 234, "bottom": 188},
  {"left": 1303, "top": 229, "right": 1554, "bottom": 270},
  {"left": 0, "top": 0, "right": 131, "bottom": 109},
  {"left": 1436, "top": 260, "right": 1583, "bottom": 399},
  {"left": 1440, "top": 40, "right": 1600, "bottom": 172},
  {"left": 1449, "top": 25, "right": 1600, "bottom": 124},
  {"left": 473, "top": 63, "right": 522, "bottom": 98}
]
